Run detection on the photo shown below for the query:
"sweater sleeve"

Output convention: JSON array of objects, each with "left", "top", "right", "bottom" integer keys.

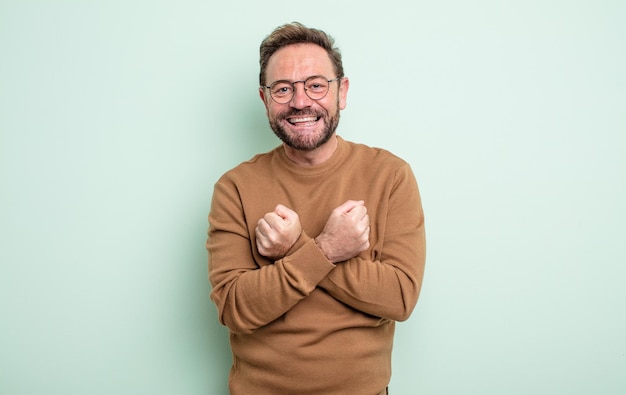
[
  {"left": 317, "top": 163, "right": 426, "bottom": 321},
  {"left": 207, "top": 178, "right": 336, "bottom": 334}
]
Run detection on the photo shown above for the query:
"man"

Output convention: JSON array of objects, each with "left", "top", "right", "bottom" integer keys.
[{"left": 207, "top": 22, "right": 426, "bottom": 394}]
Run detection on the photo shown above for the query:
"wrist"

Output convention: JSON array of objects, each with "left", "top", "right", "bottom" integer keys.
[{"left": 314, "top": 236, "right": 332, "bottom": 262}]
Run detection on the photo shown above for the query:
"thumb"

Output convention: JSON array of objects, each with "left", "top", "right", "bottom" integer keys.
[
  {"left": 274, "top": 204, "right": 296, "bottom": 220},
  {"left": 337, "top": 200, "right": 365, "bottom": 213}
]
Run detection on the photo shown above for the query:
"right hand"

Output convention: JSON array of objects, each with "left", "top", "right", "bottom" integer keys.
[
  {"left": 255, "top": 204, "right": 302, "bottom": 259},
  {"left": 315, "top": 200, "right": 370, "bottom": 263}
]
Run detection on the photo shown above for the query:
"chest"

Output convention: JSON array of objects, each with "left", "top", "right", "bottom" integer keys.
[{"left": 239, "top": 170, "right": 391, "bottom": 237}]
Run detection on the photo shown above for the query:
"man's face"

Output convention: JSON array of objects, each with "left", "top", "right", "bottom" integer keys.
[{"left": 260, "top": 43, "right": 348, "bottom": 151}]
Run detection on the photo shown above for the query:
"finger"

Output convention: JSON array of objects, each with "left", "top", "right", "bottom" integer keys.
[
  {"left": 274, "top": 204, "right": 296, "bottom": 220},
  {"left": 346, "top": 205, "right": 368, "bottom": 222},
  {"left": 264, "top": 212, "right": 284, "bottom": 229},
  {"left": 255, "top": 228, "right": 267, "bottom": 248},
  {"left": 256, "top": 218, "right": 271, "bottom": 237},
  {"left": 359, "top": 216, "right": 371, "bottom": 234},
  {"left": 362, "top": 212, "right": 370, "bottom": 226},
  {"left": 336, "top": 200, "right": 365, "bottom": 214}
]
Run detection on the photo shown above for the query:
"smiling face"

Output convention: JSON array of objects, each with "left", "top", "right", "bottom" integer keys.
[{"left": 259, "top": 43, "right": 349, "bottom": 155}]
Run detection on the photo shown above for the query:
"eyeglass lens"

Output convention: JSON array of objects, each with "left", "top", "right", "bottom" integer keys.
[{"left": 269, "top": 76, "right": 332, "bottom": 103}]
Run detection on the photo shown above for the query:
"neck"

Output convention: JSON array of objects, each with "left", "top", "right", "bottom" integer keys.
[{"left": 283, "top": 135, "right": 338, "bottom": 167}]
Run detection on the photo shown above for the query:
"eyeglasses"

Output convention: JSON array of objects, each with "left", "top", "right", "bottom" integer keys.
[{"left": 263, "top": 76, "right": 341, "bottom": 104}]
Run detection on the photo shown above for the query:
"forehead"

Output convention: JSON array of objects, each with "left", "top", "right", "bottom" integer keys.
[{"left": 266, "top": 43, "right": 334, "bottom": 81}]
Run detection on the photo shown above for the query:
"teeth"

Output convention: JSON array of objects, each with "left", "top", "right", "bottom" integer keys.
[{"left": 290, "top": 117, "right": 318, "bottom": 123}]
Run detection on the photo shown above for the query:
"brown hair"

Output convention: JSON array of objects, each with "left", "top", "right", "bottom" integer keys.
[{"left": 259, "top": 22, "right": 344, "bottom": 86}]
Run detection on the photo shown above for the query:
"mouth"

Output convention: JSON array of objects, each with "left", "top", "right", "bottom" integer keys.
[{"left": 286, "top": 116, "right": 321, "bottom": 126}]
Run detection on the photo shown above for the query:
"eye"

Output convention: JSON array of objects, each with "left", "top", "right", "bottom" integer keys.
[
  {"left": 271, "top": 82, "right": 293, "bottom": 96},
  {"left": 306, "top": 78, "right": 328, "bottom": 92}
]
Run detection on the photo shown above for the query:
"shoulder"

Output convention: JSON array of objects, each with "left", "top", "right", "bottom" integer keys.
[
  {"left": 217, "top": 146, "right": 280, "bottom": 185},
  {"left": 342, "top": 138, "right": 409, "bottom": 169},
  {"left": 340, "top": 138, "right": 418, "bottom": 190}
]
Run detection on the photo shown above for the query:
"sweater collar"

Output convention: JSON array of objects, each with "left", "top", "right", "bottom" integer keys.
[{"left": 276, "top": 135, "right": 348, "bottom": 177}]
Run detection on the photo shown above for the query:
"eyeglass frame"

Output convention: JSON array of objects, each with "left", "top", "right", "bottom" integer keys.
[{"left": 262, "top": 75, "right": 342, "bottom": 104}]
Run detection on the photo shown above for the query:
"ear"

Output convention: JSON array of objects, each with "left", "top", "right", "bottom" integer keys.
[
  {"left": 338, "top": 77, "right": 349, "bottom": 110},
  {"left": 259, "top": 87, "right": 270, "bottom": 116}
]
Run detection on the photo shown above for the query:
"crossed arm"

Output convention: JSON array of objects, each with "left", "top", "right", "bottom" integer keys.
[
  {"left": 256, "top": 200, "right": 370, "bottom": 264},
  {"left": 208, "top": 170, "right": 425, "bottom": 334}
]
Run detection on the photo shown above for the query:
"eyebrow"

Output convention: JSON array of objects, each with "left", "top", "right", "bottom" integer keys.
[{"left": 265, "top": 75, "right": 329, "bottom": 87}]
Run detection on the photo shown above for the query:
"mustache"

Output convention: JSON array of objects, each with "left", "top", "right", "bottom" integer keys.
[{"left": 278, "top": 109, "right": 325, "bottom": 120}]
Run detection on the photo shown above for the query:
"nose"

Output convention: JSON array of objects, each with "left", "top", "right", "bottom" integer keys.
[{"left": 290, "top": 81, "right": 314, "bottom": 109}]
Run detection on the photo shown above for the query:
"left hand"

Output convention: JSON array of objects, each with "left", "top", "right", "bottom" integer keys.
[
  {"left": 314, "top": 200, "right": 370, "bottom": 263},
  {"left": 255, "top": 204, "right": 302, "bottom": 259}
]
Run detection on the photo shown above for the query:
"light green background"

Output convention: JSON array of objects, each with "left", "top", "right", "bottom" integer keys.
[{"left": 1, "top": 1, "right": 625, "bottom": 394}]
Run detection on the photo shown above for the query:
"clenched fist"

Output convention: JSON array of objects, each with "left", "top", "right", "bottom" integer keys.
[
  {"left": 315, "top": 200, "right": 370, "bottom": 263},
  {"left": 255, "top": 204, "right": 302, "bottom": 259}
]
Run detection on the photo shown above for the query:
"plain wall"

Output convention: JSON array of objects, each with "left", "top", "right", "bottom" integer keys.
[{"left": 1, "top": 1, "right": 624, "bottom": 393}]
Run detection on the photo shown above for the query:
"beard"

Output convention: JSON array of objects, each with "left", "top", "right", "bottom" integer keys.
[{"left": 268, "top": 104, "right": 340, "bottom": 152}]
